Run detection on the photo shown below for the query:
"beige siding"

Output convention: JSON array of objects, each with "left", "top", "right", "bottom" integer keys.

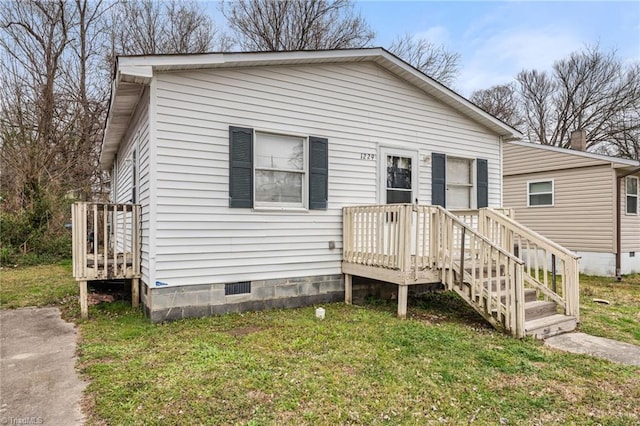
[
  {"left": 504, "top": 142, "right": 607, "bottom": 175},
  {"left": 503, "top": 164, "right": 615, "bottom": 252},
  {"left": 620, "top": 173, "right": 640, "bottom": 253},
  {"left": 152, "top": 62, "right": 503, "bottom": 287}
]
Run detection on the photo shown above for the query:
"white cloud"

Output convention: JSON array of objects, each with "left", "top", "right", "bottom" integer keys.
[
  {"left": 412, "top": 26, "right": 451, "bottom": 47},
  {"left": 456, "top": 27, "right": 583, "bottom": 96}
]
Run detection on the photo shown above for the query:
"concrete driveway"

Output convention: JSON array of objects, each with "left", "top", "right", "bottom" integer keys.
[{"left": 0, "top": 307, "right": 85, "bottom": 425}]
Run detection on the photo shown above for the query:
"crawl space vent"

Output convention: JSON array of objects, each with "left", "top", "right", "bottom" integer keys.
[{"left": 225, "top": 281, "right": 251, "bottom": 296}]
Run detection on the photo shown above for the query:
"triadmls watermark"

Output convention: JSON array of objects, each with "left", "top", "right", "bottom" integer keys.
[{"left": 0, "top": 417, "right": 44, "bottom": 425}]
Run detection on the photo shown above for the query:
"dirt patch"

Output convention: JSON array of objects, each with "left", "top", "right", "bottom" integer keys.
[{"left": 88, "top": 293, "right": 116, "bottom": 305}]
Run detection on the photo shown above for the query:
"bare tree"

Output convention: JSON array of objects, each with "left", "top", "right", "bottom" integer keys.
[
  {"left": 0, "top": 0, "right": 230, "bottom": 261},
  {"left": 222, "top": 0, "right": 375, "bottom": 51},
  {"left": 106, "top": 0, "right": 224, "bottom": 59},
  {"left": 516, "top": 46, "right": 640, "bottom": 154},
  {"left": 1, "top": 0, "right": 73, "bottom": 210},
  {"left": 388, "top": 34, "right": 460, "bottom": 86},
  {"left": 470, "top": 83, "right": 523, "bottom": 129}
]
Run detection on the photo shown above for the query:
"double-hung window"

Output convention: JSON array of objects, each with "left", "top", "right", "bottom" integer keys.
[
  {"left": 229, "top": 126, "right": 328, "bottom": 210},
  {"left": 254, "top": 132, "right": 306, "bottom": 208},
  {"left": 626, "top": 176, "right": 638, "bottom": 215},
  {"left": 446, "top": 157, "right": 473, "bottom": 209},
  {"left": 431, "top": 153, "right": 488, "bottom": 208},
  {"left": 528, "top": 180, "right": 553, "bottom": 207}
]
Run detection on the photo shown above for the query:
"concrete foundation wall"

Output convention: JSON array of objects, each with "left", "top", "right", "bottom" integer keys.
[
  {"left": 575, "top": 251, "right": 640, "bottom": 276},
  {"left": 141, "top": 274, "right": 344, "bottom": 322}
]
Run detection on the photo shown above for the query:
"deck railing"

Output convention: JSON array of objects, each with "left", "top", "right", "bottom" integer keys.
[
  {"left": 452, "top": 208, "right": 580, "bottom": 320},
  {"left": 480, "top": 209, "right": 580, "bottom": 320},
  {"left": 71, "top": 202, "right": 141, "bottom": 281},
  {"left": 343, "top": 204, "right": 527, "bottom": 336}
]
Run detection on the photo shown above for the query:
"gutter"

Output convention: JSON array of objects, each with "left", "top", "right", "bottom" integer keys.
[{"left": 616, "top": 166, "right": 640, "bottom": 280}]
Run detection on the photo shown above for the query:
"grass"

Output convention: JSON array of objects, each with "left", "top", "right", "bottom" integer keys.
[
  {"left": 0, "top": 260, "right": 77, "bottom": 309},
  {"left": 2, "top": 265, "right": 639, "bottom": 424},
  {"left": 578, "top": 273, "right": 640, "bottom": 346},
  {"left": 75, "top": 289, "right": 639, "bottom": 425}
]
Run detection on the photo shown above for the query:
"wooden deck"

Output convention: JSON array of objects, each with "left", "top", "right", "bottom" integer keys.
[
  {"left": 72, "top": 202, "right": 141, "bottom": 318},
  {"left": 342, "top": 204, "right": 580, "bottom": 338}
]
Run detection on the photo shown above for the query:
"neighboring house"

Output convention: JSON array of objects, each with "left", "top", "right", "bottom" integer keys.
[
  {"left": 91, "top": 48, "right": 526, "bottom": 322},
  {"left": 504, "top": 136, "right": 640, "bottom": 277}
]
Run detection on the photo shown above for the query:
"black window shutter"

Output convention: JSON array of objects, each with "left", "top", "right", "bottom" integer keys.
[
  {"left": 431, "top": 153, "right": 446, "bottom": 207},
  {"left": 309, "top": 136, "right": 328, "bottom": 210},
  {"left": 229, "top": 126, "right": 253, "bottom": 208},
  {"left": 477, "top": 158, "right": 488, "bottom": 208}
]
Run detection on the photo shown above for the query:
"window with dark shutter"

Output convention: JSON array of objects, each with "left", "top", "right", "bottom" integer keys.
[
  {"left": 229, "top": 126, "right": 329, "bottom": 210},
  {"left": 309, "top": 137, "right": 328, "bottom": 210},
  {"left": 477, "top": 159, "right": 488, "bottom": 208},
  {"left": 431, "top": 153, "right": 446, "bottom": 207},
  {"left": 229, "top": 126, "right": 254, "bottom": 208}
]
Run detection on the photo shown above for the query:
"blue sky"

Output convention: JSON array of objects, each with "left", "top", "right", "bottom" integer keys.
[{"left": 357, "top": 1, "right": 640, "bottom": 96}]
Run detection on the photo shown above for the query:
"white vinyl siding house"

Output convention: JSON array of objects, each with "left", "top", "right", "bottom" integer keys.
[
  {"left": 99, "top": 49, "right": 522, "bottom": 321},
  {"left": 504, "top": 141, "right": 640, "bottom": 276},
  {"left": 150, "top": 62, "right": 503, "bottom": 287}
]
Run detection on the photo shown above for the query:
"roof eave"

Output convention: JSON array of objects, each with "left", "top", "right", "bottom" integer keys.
[
  {"left": 99, "top": 64, "right": 152, "bottom": 171},
  {"left": 99, "top": 48, "right": 524, "bottom": 170}
]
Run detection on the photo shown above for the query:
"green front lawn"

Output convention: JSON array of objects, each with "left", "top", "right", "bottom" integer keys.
[
  {"left": 578, "top": 273, "right": 640, "bottom": 346},
  {"left": 2, "top": 264, "right": 639, "bottom": 424},
  {"left": 77, "top": 290, "right": 640, "bottom": 425},
  {"left": 0, "top": 261, "right": 77, "bottom": 309}
]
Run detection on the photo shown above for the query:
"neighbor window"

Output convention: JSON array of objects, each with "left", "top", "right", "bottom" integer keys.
[
  {"left": 627, "top": 176, "right": 638, "bottom": 215},
  {"left": 254, "top": 132, "right": 306, "bottom": 208},
  {"left": 528, "top": 180, "right": 553, "bottom": 206}
]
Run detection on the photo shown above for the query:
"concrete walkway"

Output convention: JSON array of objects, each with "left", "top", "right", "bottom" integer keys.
[
  {"left": 544, "top": 332, "right": 640, "bottom": 366},
  {"left": 0, "top": 307, "right": 86, "bottom": 425}
]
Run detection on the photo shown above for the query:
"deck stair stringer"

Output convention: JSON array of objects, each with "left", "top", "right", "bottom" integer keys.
[{"left": 444, "top": 261, "right": 577, "bottom": 339}]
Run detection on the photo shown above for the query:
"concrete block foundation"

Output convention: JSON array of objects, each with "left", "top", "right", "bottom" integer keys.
[{"left": 141, "top": 274, "right": 344, "bottom": 322}]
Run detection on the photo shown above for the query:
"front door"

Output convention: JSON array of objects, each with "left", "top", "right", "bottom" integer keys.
[{"left": 380, "top": 148, "right": 418, "bottom": 204}]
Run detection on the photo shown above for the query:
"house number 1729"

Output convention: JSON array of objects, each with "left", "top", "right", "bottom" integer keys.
[{"left": 360, "top": 153, "right": 376, "bottom": 160}]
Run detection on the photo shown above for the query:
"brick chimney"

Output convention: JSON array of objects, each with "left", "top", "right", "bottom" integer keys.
[{"left": 570, "top": 129, "right": 587, "bottom": 151}]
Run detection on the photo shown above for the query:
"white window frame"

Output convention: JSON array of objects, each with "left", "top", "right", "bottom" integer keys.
[
  {"left": 626, "top": 176, "right": 639, "bottom": 215},
  {"left": 253, "top": 130, "right": 308, "bottom": 210},
  {"left": 527, "top": 179, "right": 554, "bottom": 207}
]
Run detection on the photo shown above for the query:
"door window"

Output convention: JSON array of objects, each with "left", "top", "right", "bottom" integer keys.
[{"left": 386, "top": 155, "right": 413, "bottom": 204}]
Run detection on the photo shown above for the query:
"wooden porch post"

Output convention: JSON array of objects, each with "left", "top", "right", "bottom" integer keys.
[
  {"left": 397, "top": 285, "right": 408, "bottom": 319},
  {"left": 131, "top": 278, "right": 140, "bottom": 308},
  {"left": 344, "top": 274, "right": 352, "bottom": 304},
  {"left": 79, "top": 280, "right": 88, "bottom": 319}
]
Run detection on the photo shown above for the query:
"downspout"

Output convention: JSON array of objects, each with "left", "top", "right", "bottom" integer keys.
[{"left": 616, "top": 166, "right": 640, "bottom": 280}]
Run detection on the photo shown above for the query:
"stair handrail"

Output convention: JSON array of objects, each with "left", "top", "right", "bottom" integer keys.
[
  {"left": 483, "top": 208, "right": 580, "bottom": 261},
  {"left": 435, "top": 206, "right": 525, "bottom": 265},
  {"left": 481, "top": 208, "right": 580, "bottom": 320},
  {"left": 434, "top": 206, "right": 527, "bottom": 337}
]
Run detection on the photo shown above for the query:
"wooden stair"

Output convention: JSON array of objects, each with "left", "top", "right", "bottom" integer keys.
[{"left": 448, "top": 265, "right": 577, "bottom": 339}]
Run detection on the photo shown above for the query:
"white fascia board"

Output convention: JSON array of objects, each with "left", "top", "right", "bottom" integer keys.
[
  {"left": 99, "top": 78, "right": 120, "bottom": 170},
  {"left": 118, "top": 64, "right": 153, "bottom": 84},
  {"left": 117, "top": 48, "right": 384, "bottom": 71}
]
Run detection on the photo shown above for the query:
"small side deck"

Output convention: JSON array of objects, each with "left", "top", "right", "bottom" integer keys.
[{"left": 71, "top": 202, "right": 141, "bottom": 318}]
